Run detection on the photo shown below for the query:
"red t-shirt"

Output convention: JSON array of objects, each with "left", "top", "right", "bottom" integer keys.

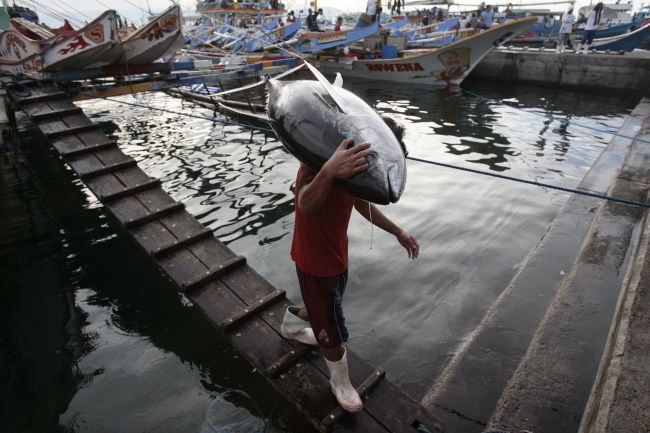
[{"left": 291, "top": 165, "right": 356, "bottom": 277}]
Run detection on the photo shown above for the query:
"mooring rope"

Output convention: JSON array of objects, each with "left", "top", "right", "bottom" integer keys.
[
  {"left": 461, "top": 88, "right": 650, "bottom": 145},
  {"left": 75, "top": 92, "right": 276, "bottom": 134},
  {"left": 406, "top": 155, "right": 650, "bottom": 208}
]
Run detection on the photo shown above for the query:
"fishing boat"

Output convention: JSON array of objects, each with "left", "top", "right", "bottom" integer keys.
[
  {"left": 315, "top": 17, "right": 536, "bottom": 89},
  {"left": 590, "top": 22, "right": 650, "bottom": 51},
  {"left": 0, "top": 10, "right": 122, "bottom": 74},
  {"left": 398, "top": 18, "right": 461, "bottom": 41},
  {"left": 272, "top": 19, "right": 381, "bottom": 54},
  {"left": 408, "top": 28, "right": 477, "bottom": 48},
  {"left": 121, "top": 4, "right": 184, "bottom": 64},
  {"left": 382, "top": 16, "right": 409, "bottom": 31},
  {"left": 239, "top": 18, "right": 302, "bottom": 52}
]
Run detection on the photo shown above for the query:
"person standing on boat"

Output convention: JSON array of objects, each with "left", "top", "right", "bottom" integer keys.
[
  {"left": 316, "top": 8, "right": 326, "bottom": 31},
  {"left": 280, "top": 139, "right": 419, "bottom": 413},
  {"left": 287, "top": 10, "right": 296, "bottom": 23},
  {"left": 557, "top": 8, "right": 576, "bottom": 53},
  {"left": 306, "top": 8, "right": 318, "bottom": 31},
  {"left": 577, "top": 2, "right": 603, "bottom": 53},
  {"left": 334, "top": 16, "right": 343, "bottom": 31},
  {"left": 479, "top": 5, "right": 494, "bottom": 29}
]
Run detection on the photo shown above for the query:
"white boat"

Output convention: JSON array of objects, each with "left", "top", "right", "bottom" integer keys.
[
  {"left": 315, "top": 17, "right": 536, "bottom": 88},
  {"left": 121, "top": 4, "right": 184, "bottom": 64},
  {"left": 0, "top": 10, "right": 122, "bottom": 73}
]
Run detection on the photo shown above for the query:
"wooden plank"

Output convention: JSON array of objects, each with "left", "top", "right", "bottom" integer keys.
[
  {"left": 44, "top": 123, "right": 99, "bottom": 138},
  {"left": 320, "top": 369, "right": 386, "bottom": 433},
  {"left": 266, "top": 344, "right": 314, "bottom": 377},
  {"left": 79, "top": 159, "right": 137, "bottom": 180},
  {"left": 15, "top": 92, "right": 68, "bottom": 105},
  {"left": 221, "top": 288, "right": 286, "bottom": 330},
  {"left": 151, "top": 227, "right": 213, "bottom": 258},
  {"left": 123, "top": 202, "right": 185, "bottom": 229},
  {"left": 100, "top": 179, "right": 161, "bottom": 202},
  {"left": 29, "top": 106, "right": 82, "bottom": 121},
  {"left": 61, "top": 141, "right": 117, "bottom": 158},
  {"left": 182, "top": 255, "right": 247, "bottom": 292}
]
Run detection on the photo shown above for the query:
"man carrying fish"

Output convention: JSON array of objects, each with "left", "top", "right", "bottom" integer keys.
[{"left": 281, "top": 138, "right": 420, "bottom": 412}]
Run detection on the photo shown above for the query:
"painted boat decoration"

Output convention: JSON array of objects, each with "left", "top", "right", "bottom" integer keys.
[
  {"left": 591, "top": 22, "right": 650, "bottom": 51},
  {"left": 315, "top": 17, "right": 536, "bottom": 88},
  {"left": 280, "top": 20, "right": 381, "bottom": 53},
  {"left": 121, "top": 4, "right": 184, "bottom": 64},
  {"left": 0, "top": 10, "right": 121, "bottom": 74}
]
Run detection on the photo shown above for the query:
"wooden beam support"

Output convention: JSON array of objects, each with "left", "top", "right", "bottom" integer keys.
[
  {"left": 151, "top": 228, "right": 213, "bottom": 258},
  {"left": 45, "top": 124, "right": 100, "bottom": 138},
  {"left": 60, "top": 141, "right": 118, "bottom": 158},
  {"left": 182, "top": 255, "right": 247, "bottom": 293},
  {"left": 319, "top": 369, "right": 386, "bottom": 433},
  {"left": 123, "top": 202, "right": 185, "bottom": 229},
  {"left": 221, "top": 289, "right": 286, "bottom": 330},
  {"left": 78, "top": 159, "right": 137, "bottom": 180},
  {"left": 15, "top": 92, "right": 68, "bottom": 105},
  {"left": 30, "top": 106, "right": 82, "bottom": 121},
  {"left": 100, "top": 178, "right": 161, "bottom": 202},
  {"left": 265, "top": 344, "right": 314, "bottom": 377}
]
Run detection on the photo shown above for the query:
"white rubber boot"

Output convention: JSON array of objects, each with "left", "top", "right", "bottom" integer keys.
[
  {"left": 325, "top": 347, "right": 363, "bottom": 413},
  {"left": 585, "top": 43, "right": 592, "bottom": 53},
  {"left": 280, "top": 306, "right": 319, "bottom": 346},
  {"left": 555, "top": 45, "right": 561, "bottom": 54},
  {"left": 576, "top": 43, "right": 583, "bottom": 53}
]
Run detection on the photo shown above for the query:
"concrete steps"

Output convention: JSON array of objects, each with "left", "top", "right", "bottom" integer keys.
[{"left": 420, "top": 97, "right": 650, "bottom": 433}]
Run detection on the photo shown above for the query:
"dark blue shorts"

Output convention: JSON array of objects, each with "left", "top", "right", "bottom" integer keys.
[
  {"left": 582, "top": 29, "right": 597, "bottom": 45},
  {"left": 296, "top": 266, "right": 349, "bottom": 348}
]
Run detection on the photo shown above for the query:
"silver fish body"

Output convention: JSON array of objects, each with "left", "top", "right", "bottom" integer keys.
[{"left": 266, "top": 79, "right": 406, "bottom": 204}]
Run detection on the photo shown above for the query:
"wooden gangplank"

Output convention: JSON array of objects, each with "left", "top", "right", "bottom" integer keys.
[{"left": 4, "top": 78, "right": 443, "bottom": 433}]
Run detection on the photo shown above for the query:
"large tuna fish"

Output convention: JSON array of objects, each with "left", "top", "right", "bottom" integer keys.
[{"left": 265, "top": 73, "right": 407, "bottom": 205}]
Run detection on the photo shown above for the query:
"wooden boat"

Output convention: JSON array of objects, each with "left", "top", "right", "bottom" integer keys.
[
  {"left": 240, "top": 18, "right": 301, "bottom": 52},
  {"left": 277, "top": 19, "right": 381, "bottom": 54},
  {"left": 315, "top": 17, "right": 536, "bottom": 89},
  {"left": 398, "top": 18, "right": 461, "bottom": 41},
  {"left": 121, "top": 4, "right": 184, "bottom": 64},
  {"left": 591, "top": 23, "right": 650, "bottom": 51},
  {"left": 0, "top": 10, "right": 122, "bottom": 74},
  {"left": 408, "top": 28, "right": 478, "bottom": 48},
  {"left": 382, "top": 16, "right": 409, "bottom": 31},
  {"left": 10, "top": 17, "right": 54, "bottom": 40}
]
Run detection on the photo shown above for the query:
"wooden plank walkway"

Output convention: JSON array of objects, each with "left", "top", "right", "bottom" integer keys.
[{"left": 3, "top": 78, "right": 444, "bottom": 433}]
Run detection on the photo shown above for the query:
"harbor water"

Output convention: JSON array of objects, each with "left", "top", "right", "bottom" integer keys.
[{"left": 0, "top": 81, "right": 638, "bottom": 432}]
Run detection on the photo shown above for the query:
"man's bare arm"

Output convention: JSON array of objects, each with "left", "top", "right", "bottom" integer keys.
[
  {"left": 298, "top": 139, "right": 370, "bottom": 214},
  {"left": 354, "top": 200, "right": 420, "bottom": 259}
]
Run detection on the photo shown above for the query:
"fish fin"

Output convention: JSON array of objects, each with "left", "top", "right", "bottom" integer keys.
[
  {"left": 303, "top": 60, "right": 346, "bottom": 113},
  {"left": 333, "top": 73, "right": 343, "bottom": 88}
]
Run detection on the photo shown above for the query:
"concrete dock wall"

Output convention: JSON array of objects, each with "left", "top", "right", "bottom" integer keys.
[{"left": 469, "top": 48, "right": 650, "bottom": 92}]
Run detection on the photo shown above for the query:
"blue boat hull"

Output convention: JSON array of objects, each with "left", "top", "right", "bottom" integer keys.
[{"left": 593, "top": 23, "right": 650, "bottom": 51}]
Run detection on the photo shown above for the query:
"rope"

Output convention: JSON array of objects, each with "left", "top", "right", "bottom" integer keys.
[
  {"left": 74, "top": 92, "right": 276, "bottom": 134},
  {"left": 406, "top": 155, "right": 650, "bottom": 208},
  {"left": 461, "top": 88, "right": 650, "bottom": 145}
]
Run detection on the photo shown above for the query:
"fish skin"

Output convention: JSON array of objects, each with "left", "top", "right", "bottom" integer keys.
[{"left": 266, "top": 78, "right": 406, "bottom": 204}]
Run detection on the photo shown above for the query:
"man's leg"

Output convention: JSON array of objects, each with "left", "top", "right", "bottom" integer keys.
[{"left": 296, "top": 268, "right": 362, "bottom": 412}]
